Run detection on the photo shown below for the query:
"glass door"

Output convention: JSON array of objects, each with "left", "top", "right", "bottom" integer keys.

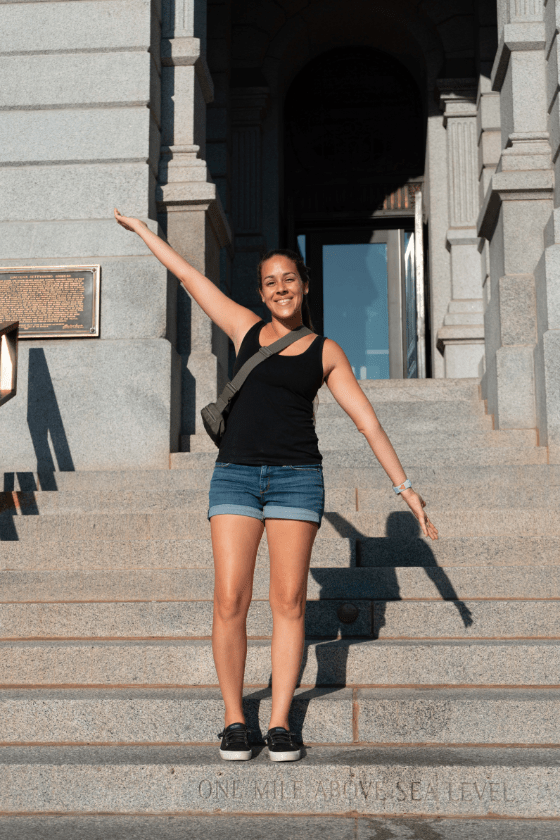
[{"left": 298, "top": 227, "right": 422, "bottom": 379}]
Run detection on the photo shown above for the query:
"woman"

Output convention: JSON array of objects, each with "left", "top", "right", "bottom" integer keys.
[{"left": 114, "top": 208, "right": 439, "bottom": 763}]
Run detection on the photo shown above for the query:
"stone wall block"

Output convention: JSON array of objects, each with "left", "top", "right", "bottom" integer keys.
[
  {"left": 448, "top": 237, "right": 486, "bottom": 299},
  {"left": 0, "top": 53, "right": 153, "bottom": 110},
  {"left": 478, "top": 92, "right": 502, "bottom": 132},
  {"left": 0, "top": 220, "right": 162, "bottom": 261},
  {"left": 498, "top": 275, "right": 538, "bottom": 343},
  {"left": 0, "top": 108, "right": 156, "bottom": 166},
  {"left": 496, "top": 344, "right": 537, "bottom": 426},
  {"left": 0, "top": 339, "right": 179, "bottom": 472},
  {"left": 479, "top": 130, "right": 503, "bottom": 171},
  {"left": 511, "top": 51, "right": 548, "bottom": 133},
  {"left": 502, "top": 197, "right": 549, "bottom": 274},
  {"left": 0, "top": 163, "right": 153, "bottom": 223},
  {"left": 0, "top": 0, "right": 153, "bottom": 53}
]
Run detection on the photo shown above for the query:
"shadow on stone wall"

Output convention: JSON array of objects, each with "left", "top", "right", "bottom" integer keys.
[{"left": 0, "top": 348, "right": 74, "bottom": 539}]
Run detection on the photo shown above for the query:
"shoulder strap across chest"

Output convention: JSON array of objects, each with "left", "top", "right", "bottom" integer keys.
[{"left": 215, "top": 325, "right": 313, "bottom": 413}]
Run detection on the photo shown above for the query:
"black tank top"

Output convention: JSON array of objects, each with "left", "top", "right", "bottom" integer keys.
[{"left": 217, "top": 320, "right": 327, "bottom": 466}]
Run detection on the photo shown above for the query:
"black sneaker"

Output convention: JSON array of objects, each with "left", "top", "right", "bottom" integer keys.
[
  {"left": 264, "top": 727, "right": 301, "bottom": 762},
  {"left": 217, "top": 722, "right": 252, "bottom": 761}
]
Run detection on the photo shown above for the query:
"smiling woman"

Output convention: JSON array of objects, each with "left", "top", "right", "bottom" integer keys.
[{"left": 113, "top": 207, "right": 438, "bottom": 765}]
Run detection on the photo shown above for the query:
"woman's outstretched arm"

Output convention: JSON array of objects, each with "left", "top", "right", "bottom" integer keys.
[
  {"left": 322, "top": 338, "right": 438, "bottom": 540},
  {"left": 114, "top": 208, "right": 254, "bottom": 343}
]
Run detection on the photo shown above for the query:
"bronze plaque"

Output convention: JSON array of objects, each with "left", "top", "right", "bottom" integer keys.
[{"left": 0, "top": 265, "right": 100, "bottom": 338}]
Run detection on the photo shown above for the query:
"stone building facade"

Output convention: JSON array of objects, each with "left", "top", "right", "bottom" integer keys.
[{"left": 0, "top": 0, "right": 558, "bottom": 469}]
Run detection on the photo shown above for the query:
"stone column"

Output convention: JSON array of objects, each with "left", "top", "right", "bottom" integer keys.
[
  {"left": 478, "top": 0, "right": 553, "bottom": 432},
  {"left": 436, "top": 80, "right": 486, "bottom": 378},
  {"left": 157, "top": 0, "right": 233, "bottom": 453},
  {"left": 230, "top": 87, "right": 269, "bottom": 320}
]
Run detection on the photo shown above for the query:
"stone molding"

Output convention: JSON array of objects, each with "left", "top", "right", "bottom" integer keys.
[
  {"left": 436, "top": 325, "right": 486, "bottom": 355},
  {"left": 478, "top": 168, "right": 554, "bottom": 240}
]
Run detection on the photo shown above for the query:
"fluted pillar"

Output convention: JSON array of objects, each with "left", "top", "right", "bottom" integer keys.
[{"left": 436, "top": 81, "right": 486, "bottom": 378}]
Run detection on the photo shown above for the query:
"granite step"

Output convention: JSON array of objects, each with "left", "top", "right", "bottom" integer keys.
[
  {"left": 2, "top": 508, "right": 560, "bottom": 544},
  {"left": 2, "top": 535, "right": 559, "bottom": 572},
  {"left": 1, "top": 565, "right": 558, "bottom": 602},
  {"left": 2, "top": 508, "right": 558, "bottom": 541},
  {"left": 4, "top": 463, "right": 558, "bottom": 492},
  {"left": 171, "top": 445, "right": 548, "bottom": 467},
  {"left": 0, "top": 815, "right": 556, "bottom": 840},
  {"left": 0, "top": 599, "right": 374, "bottom": 639},
  {"left": 2, "top": 599, "right": 556, "bottom": 641},
  {"left": 3, "top": 483, "right": 560, "bottom": 515},
  {"left": 2, "top": 686, "right": 560, "bottom": 747},
  {"left": 317, "top": 378, "right": 482, "bottom": 402},
  {"left": 0, "top": 744, "right": 558, "bottom": 817},
  {"left": 313, "top": 423, "right": 535, "bottom": 449},
  {"left": 316, "top": 399, "right": 492, "bottom": 422},
  {"left": 0, "top": 460, "right": 560, "bottom": 493},
  {"left": 2, "top": 639, "right": 560, "bottom": 687}
]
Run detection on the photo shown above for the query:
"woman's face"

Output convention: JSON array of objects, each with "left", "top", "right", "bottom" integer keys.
[{"left": 259, "top": 255, "right": 308, "bottom": 321}]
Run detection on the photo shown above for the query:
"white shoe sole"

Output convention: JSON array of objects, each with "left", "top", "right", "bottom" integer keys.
[
  {"left": 219, "top": 748, "right": 252, "bottom": 761},
  {"left": 267, "top": 749, "right": 301, "bottom": 762}
]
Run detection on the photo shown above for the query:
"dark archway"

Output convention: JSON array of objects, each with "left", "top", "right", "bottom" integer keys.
[{"left": 284, "top": 45, "right": 426, "bottom": 228}]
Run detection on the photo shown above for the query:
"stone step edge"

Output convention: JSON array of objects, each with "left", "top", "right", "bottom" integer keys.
[{"left": 0, "top": 744, "right": 558, "bottom": 819}]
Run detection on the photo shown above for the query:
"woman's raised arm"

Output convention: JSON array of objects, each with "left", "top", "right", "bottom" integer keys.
[{"left": 114, "top": 209, "right": 256, "bottom": 344}]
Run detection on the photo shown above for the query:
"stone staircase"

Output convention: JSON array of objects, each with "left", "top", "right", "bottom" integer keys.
[{"left": 1, "top": 377, "right": 559, "bottom": 837}]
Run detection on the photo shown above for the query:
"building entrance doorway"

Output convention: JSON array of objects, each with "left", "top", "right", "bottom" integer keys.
[
  {"left": 297, "top": 221, "right": 425, "bottom": 380},
  {"left": 284, "top": 45, "right": 428, "bottom": 378}
]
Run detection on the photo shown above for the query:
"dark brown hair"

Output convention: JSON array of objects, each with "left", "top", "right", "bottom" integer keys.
[{"left": 257, "top": 249, "right": 315, "bottom": 332}]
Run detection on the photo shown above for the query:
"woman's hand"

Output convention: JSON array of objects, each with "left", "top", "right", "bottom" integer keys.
[
  {"left": 114, "top": 208, "right": 146, "bottom": 234},
  {"left": 400, "top": 488, "right": 438, "bottom": 540}
]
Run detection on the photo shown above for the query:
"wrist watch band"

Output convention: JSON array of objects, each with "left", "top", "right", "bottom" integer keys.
[{"left": 393, "top": 479, "right": 412, "bottom": 495}]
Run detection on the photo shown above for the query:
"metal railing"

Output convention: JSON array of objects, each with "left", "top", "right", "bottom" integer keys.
[{"left": 0, "top": 321, "right": 19, "bottom": 408}]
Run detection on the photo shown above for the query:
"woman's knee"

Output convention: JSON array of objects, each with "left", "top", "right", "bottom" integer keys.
[
  {"left": 214, "top": 588, "right": 251, "bottom": 623},
  {"left": 269, "top": 589, "right": 306, "bottom": 621}
]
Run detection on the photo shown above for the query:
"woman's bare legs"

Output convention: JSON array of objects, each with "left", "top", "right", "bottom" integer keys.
[
  {"left": 266, "top": 518, "right": 319, "bottom": 731},
  {"left": 211, "top": 514, "right": 265, "bottom": 727}
]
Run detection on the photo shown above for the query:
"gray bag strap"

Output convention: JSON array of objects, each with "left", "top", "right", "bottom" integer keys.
[{"left": 214, "top": 324, "right": 313, "bottom": 413}]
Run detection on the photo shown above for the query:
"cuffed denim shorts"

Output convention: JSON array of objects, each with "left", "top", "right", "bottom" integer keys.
[{"left": 208, "top": 462, "right": 325, "bottom": 528}]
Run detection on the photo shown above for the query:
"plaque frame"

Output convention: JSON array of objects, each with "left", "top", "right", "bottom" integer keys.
[
  {"left": 0, "top": 320, "right": 18, "bottom": 408},
  {"left": 0, "top": 264, "right": 101, "bottom": 339}
]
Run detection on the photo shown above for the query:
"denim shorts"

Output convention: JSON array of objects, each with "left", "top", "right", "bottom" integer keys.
[{"left": 208, "top": 462, "right": 325, "bottom": 528}]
